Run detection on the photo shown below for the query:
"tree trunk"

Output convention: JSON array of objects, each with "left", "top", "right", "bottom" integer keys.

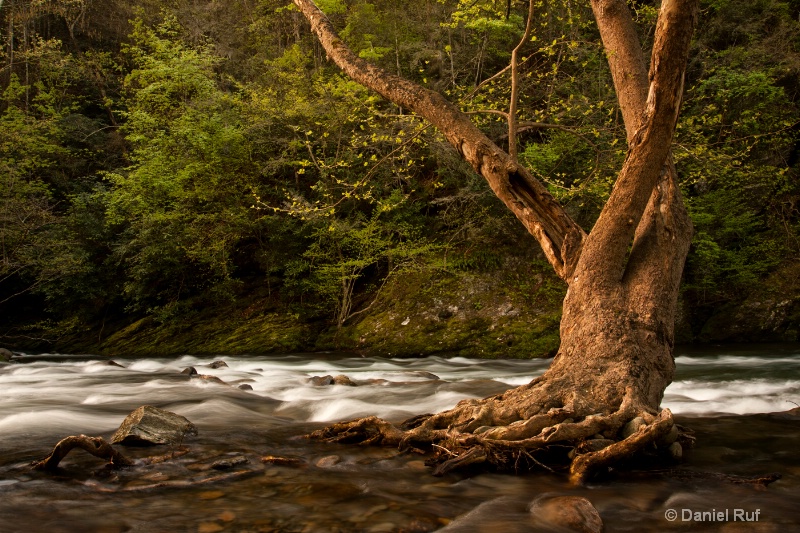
[{"left": 293, "top": 0, "right": 698, "bottom": 482}]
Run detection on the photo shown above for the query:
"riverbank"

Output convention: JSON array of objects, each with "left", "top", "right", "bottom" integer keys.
[{"left": 2, "top": 260, "right": 799, "bottom": 358}]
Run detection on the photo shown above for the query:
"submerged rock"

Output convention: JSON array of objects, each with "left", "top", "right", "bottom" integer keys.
[
  {"left": 315, "top": 455, "right": 341, "bottom": 468},
  {"left": 767, "top": 406, "right": 800, "bottom": 420},
  {"left": 211, "top": 456, "right": 248, "bottom": 470},
  {"left": 207, "top": 360, "right": 228, "bottom": 369},
  {"left": 529, "top": 495, "right": 603, "bottom": 533},
  {"left": 111, "top": 405, "right": 198, "bottom": 446},
  {"left": 261, "top": 455, "right": 306, "bottom": 467},
  {"left": 238, "top": 383, "right": 254, "bottom": 391},
  {"left": 408, "top": 371, "right": 440, "bottom": 380}
]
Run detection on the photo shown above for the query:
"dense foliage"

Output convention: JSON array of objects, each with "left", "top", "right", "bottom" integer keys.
[{"left": 1, "top": 0, "right": 798, "bottom": 348}]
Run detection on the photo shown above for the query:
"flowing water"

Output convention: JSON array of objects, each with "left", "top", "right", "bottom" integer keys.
[{"left": 0, "top": 344, "right": 798, "bottom": 532}]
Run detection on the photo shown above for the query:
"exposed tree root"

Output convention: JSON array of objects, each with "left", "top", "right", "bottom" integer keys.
[
  {"left": 569, "top": 408, "right": 673, "bottom": 484},
  {"left": 32, "top": 435, "right": 135, "bottom": 471},
  {"left": 307, "top": 385, "right": 685, "bottom": 484},
  {"left": 32, "top": 436, "right": 191, "bottom": 471}
]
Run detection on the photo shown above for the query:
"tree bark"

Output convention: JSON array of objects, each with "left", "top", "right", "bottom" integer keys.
[{"left": 293, "top": 0, "right": 698, "bottom": 482}]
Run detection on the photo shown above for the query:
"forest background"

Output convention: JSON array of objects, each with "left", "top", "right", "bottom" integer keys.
[{"left": 1, "top": 0, "right": 798, "bottom": 358}]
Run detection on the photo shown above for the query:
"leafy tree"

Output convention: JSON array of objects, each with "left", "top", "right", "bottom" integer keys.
[
  {"left": 103, "top": 17, "right": 260, "bottom": 312},
  {"left": 295, "top": 0, "right": 698, "bottom": 483}
]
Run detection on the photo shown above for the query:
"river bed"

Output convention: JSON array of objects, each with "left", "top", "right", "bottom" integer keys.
[{"left": 0, "top": 344, "right": 798, "bottom": 532}]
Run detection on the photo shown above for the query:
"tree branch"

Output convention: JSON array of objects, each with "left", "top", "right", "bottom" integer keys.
[
  {"left": 292, "top": 0, "right": 586, "bottom": 281},
  {"left": 508, "top": 0, "right": 535, "bottom": 161},
  {"left": 576, "top": 0, "right": 697, "bottom": 285}
]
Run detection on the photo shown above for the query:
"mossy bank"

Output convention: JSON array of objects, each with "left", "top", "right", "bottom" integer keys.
[{"left": 5, "top": 256, "right": 799, "bottom": 359}]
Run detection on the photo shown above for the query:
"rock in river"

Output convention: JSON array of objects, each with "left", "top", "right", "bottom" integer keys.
[
  {"left": 308, "top": 374, "right": 357, "bottom": 386},
  {"left": 529, "top": 495, "right": 603, "bottom": 533},
  {"left": 0, "top": 347, "right": 14, "bottom": 362},
  {"left": 111, "top": 405, "right": 198, "bottom": 446}
]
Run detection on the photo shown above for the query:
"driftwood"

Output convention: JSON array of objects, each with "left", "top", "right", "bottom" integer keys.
[{"left": 32, "top": 435, "right": 134, "bottom": 470}]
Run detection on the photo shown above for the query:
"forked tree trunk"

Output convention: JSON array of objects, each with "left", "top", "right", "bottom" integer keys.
[{"left": 292, "top": 0, "right": 698, "bottom": 482}]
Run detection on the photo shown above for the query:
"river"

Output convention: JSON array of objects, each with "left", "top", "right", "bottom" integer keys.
[{"left": 0, "top": 343, "right": 798, "bottom": 532}]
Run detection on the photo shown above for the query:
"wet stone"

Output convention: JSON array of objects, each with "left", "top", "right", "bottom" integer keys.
[
  {"left": 622, "top": 417, "right": 646, "bottom": 438},
  {"left": 315, "top": 455, "right": 341, "bottom": 468},
  {"left": 659, "top": 424, "right": 680, "bottom": 446},
  {"left": 368, "top": 522, "right": 396, "bottom": 533},
  {"left": 198, "top": 522, "right": 224, "bottom": 533},
  {"left": 211, "top": 456, "right": 248, "bottom": 470},
  {"left": 576, "top": 438, "right": 615, "bottom": 454},
  {"left": 332, "top": 374, "right": 356, "bottom": 386},
  {"left": 309, "top": 375, "right": 334, "bottom": 386},
  {"left": 140, "top": 471, "right": 169, "bottom": 482},
  {"left": 181, "top": 367, "right": 198, "bottom": 376},
  {"left": 207, "top": 360, "right": 228, "bottom": 369},
  {"left": 238, "top": 384, "right": 254, "bottom": 391},
  {"left": 194, "top": 374, "right": 226, "bottom": 385},
  {"left": 111, "top": 405, "right": 198, "bottom": 446},
  {"left": 0, "top": 348, "right": 13, "bottom": 362},
  {"left": 261, "top": 455, "right": 306, "bottom": 467},
  {"left": 529, "top": 495, "right": 603, "bottom": 533},
  {"left": 668, "top": 441, "right": 683, "bottom": 460}
]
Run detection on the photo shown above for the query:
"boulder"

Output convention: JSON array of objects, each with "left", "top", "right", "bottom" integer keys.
[
  {"left": 529, "top": 495, "right": 603, "bottom": 533},
  {"left": 181, "top": 366, "right": 198, "bottom": 376},
  {"left": 207, "top": 360, "right": 228, "bottom": 369},
  {"left": 0, "top": 348, "right": 13, "bottom": 362},
  {"left": 194, "top": 374, "right": 226, "bottom": 385},
  {"left": 309, "top": 375, "right": 334, "bottom": 386},
  {"left": 332, "top": 374, "right": 357, "bottom": 386},
  {"left": 309, "top": 374, "right": 357, "bottom": 386},
  {"left": 111, "top": 405, "right": 198, "bottom": 446}
]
